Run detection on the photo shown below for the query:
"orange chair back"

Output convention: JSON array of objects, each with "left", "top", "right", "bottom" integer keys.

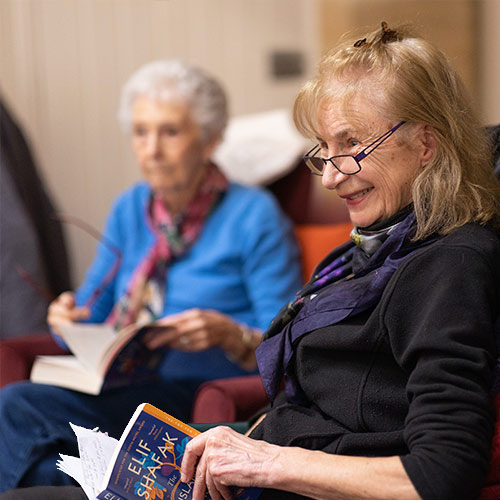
[{"left": 294, "top": 223, "right": 352, "bottom": 281}]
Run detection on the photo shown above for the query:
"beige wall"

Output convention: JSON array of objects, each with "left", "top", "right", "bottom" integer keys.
[
  {"left": 316, "top": 0, "right": 500, "bottom": 124},
  {"left": 479, "top": 0, "right": 500, "bottom": 125},
  {"left": 0, "top": 0, "right": 319, "bottom": 283},
  {"left": 1, "top": 0, "right": 499, "bottom": 283},
  {"left": 319, "top": 0, "right": 480, "bottom": 98}
]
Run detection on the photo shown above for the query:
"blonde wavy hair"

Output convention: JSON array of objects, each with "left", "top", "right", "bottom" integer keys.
[{"left": 294, "top": 23, "right": 500, "bottom": 239}]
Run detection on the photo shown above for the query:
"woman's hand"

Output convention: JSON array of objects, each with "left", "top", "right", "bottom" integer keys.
[
  {"left": 47, "top": 291, "right": 90, "bottom": 334},
  {"left": 145, "top": 309, "right": 239, "bottom": 350},
  {"left": 181, "top": 426, "right": 279, "bottom": 500},
  {"left": 181, "top": 427, "right": 422, "bottom": 500},
  {"left": 144, "top": 309, "right": 261, "bottom": 369}
]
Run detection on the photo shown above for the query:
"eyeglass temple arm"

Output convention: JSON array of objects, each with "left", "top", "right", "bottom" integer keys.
[
  {"left": 15, "top": 264, "right": 56, "bottom": 301},
  {"left": 53, "top": 213, "right": 123, "bottom": 308},
  {"left": 304, "top": 144, "right": 321, "bottom": 157},
  {"left": 54, "top": 214, "right": 122, "bottom": 259},
  {"left": 84, "top": 256, "right": 122, "bottom": 308},
  {"left": 16, "top": 214, "right": 122, "bottom": 307},
  {"left": 355, "top": 122, "right": 406, "bottom": 161},
  {"left": 356, "top": 121, "right": 406, "bottom": 162}
]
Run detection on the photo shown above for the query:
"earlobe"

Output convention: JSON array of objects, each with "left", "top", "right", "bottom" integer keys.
[{"left": 202, "top": 135, "right": 221, "bottom": 163}]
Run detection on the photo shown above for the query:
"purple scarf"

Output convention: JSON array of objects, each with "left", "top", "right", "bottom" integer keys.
[{"left": 256, "top": 212, "right": 438, "bottom": 403}]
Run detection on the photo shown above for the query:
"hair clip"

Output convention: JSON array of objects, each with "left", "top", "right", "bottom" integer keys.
[
  {"left": 354, "top": 38, "right": 368, "bottom": 48},
  {"left": 380, "top": 21, "right": 397, "bottom": 43}
]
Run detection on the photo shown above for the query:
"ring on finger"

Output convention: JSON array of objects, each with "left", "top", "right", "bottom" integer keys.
[{"left": 180, "top": 336, "right": 190, "bottom": 346}]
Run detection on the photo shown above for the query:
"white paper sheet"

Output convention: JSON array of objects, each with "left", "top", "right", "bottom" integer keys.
[
  {"left": 57, "top": 454, "right": 96, "bottom": 500},
  {"left": 57, "top": 423, "right": 119, "bottom": 500}
]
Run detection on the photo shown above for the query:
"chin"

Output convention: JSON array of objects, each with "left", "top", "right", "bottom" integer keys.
[
  {"left": 349, "top": 214, "right": 377, "bottom": 228},
  {"left": 151, "top": 187, "right": 173, "bottom": 202}
]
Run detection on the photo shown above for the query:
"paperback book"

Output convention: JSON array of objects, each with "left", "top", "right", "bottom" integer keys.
[
  {"left": 30, "top": 323, "right": 166, "bottom": 395},
  {"left": 58, "top": 403, "right": 262, "bottom": 500}
]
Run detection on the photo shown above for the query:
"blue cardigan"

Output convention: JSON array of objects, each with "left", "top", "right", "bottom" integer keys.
[{"left": 71, "top": 181, "right": 302, "bottom": 382}]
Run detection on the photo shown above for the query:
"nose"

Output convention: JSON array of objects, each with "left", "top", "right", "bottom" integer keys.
[
  {"left": 321, "top": 163, "right": 348, "bottom": 190},
  {"left": 144, "top": 132, "right": 162, "bottom": 158}
]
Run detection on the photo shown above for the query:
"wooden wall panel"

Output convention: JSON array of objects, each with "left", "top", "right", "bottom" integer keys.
[
  {"left": 479, "top": 0, "right": 500, "bottom": 125},
  {"left": 0, "top": 0, "right": 318, "bottom": 282},
  {"left": 319, "top": 0, "right": 479, "bottom": 100}
]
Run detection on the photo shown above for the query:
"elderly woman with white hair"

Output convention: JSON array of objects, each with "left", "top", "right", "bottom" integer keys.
[{"left": 0, "top": 60, "right": 302, "bottom": 491}]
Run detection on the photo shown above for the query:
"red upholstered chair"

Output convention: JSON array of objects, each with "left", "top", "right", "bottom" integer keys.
[
  {"left": 191, "top": 374, "right": 269, "bottom": 424},
  {"left": 0, "top": 332, "right": 65, "bottom": 388},
  {"left": 478, "top": 394, "right": 500, "bottom": 500},
  {"left": 190, "top": 222, "right": 353, "bottom": 424},
  {"left": 293, "top": 223, "right": 352, "bottom": 282}
]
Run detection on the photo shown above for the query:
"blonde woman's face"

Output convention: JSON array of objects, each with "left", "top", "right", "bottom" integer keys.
[
  {"left": 316, "top": 90, "right": 424, "bottom": 228},
  {"left": 130, "top": 96, "right": 214, "bottom": 212}
]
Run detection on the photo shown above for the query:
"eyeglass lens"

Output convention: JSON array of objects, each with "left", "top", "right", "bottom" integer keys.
[{"left": 304, "top": 156, "right": 360, "bottom": 175}]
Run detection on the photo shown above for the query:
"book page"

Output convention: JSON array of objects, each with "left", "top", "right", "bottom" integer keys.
[
  {"left": 70, "top": 423, "right": 119, "bottom": 494},
  {"left": 57, "top": 454, "right": 96, "bottom": 500},
  {"left": 58, "top": 324, "right": 117, "bottom": 372},
  {"left": 30, "top": 355, "right": 103, "bottom": 395}
]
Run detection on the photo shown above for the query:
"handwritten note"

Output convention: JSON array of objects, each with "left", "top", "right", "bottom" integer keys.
[
  {"left": 57, "top": 423, "right": 119, "bottom": 499},
  {"left": 71, "top": 423, "right": 119, "bottom": 489}
]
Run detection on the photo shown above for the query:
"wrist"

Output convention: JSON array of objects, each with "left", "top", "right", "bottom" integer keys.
[
  {"left": 261, "top": 443, "right": 295, "bottom": 490},
  {"left": 266, "top": 446, "right": 314, "bottom": 493},
  {"left": 224, "top": 324, "right": 262, "bottom": 368}
]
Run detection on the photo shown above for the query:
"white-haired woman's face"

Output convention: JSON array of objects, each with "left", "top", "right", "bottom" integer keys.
[
  {"left": 130, "top": 96, "right": 216, "bottom": 213},
  {"left": 316, "top": 88, "right": 429, "bottom": 228}
]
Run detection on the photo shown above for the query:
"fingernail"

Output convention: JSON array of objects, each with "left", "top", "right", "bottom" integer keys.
[{"left": 180, "top": 473, "right": 186, "bottom": 483}]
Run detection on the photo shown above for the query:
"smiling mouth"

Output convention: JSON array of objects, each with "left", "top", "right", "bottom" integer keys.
[{"left": 345, "top": 187, "right": 373, "bottom": 200}]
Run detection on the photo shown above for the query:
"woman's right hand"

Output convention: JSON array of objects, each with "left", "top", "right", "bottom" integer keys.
[
  {"left": 47, "top": 291, "right": 90, "bottom": 334},
  {"left": 181, "top": 426, "right": 279, "bottom": 500}
]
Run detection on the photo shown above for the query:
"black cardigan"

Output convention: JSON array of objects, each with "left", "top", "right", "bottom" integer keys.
[{"left": 252, "top": 223, "right": 500, "bottom": 500}]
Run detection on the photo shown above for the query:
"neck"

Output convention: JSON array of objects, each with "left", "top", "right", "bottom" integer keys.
[
  {"left": 160, "top": 163, "right": 210, "bottom": 216},
  {"left": 358, "top": 204, "right": 413, "bottom": 233}
]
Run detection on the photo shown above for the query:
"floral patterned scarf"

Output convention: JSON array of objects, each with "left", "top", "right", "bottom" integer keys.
[{"left": 107, "top": 164, "right": 228, "bottom": 330}]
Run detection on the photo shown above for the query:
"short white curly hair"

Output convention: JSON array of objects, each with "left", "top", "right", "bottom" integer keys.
[{"left": 118, "top": 60, "right": 228, "bottom": 143}]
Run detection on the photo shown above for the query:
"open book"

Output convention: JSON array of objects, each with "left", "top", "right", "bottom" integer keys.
[
  {"left": 30, "top": 323, "right": 166, "bottom": 395},
  {"left": 58, "top": 403, "right": 262, "bottom": 500}
]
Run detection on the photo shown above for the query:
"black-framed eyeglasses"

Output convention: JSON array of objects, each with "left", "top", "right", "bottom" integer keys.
[
  {"left": 16, "top": 214, "right": 121, "bottom": 308},
  {"left": 302, "top": 121, "right": 406, "bottom": 176}
]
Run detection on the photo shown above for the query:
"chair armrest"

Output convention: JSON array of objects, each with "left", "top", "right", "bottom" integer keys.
[
  {"left": 0, "top": 332, "right": 66, "bottom": 388},
  {"left": 477, "top": 393, "right": 500, "bottom": 499},
  {"left": 191, "top": 375, "right": 269, "bottom": 424}
]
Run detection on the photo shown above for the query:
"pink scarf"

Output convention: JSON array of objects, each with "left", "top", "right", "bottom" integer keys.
[{"left": 107, "top": 164, "right": 228, "bottom": 330}]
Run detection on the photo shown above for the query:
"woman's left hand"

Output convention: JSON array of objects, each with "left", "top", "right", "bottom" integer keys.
[
  {"left": 144, "top": 308, "right": 244, "bottom": 352},
  {"left": 180, "top": 426, "right": 278, "bottom": 500}
]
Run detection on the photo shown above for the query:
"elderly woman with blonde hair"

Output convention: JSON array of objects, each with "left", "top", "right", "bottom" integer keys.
[{"left": 178, "top": 22, "right": 500, "bottom": 500}]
